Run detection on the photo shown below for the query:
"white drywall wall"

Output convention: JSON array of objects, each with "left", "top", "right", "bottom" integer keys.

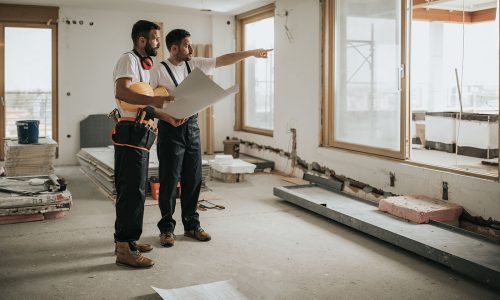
[{"left": 211, "top": 15, "right": 237, "bottom": 151}]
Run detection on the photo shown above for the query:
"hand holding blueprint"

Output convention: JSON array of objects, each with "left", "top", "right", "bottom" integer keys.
[{"left": 160, "top": 68, "right": 238, "bottom": 119}]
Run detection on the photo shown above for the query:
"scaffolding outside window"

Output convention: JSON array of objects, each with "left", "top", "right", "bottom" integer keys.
[{"left": 235, "top": 4, "right": 275, "bottom": 136}]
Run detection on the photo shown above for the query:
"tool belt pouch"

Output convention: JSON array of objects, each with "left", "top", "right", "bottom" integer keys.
[{"left": 112, "top": 122, "right": 156, "bottom": 151}]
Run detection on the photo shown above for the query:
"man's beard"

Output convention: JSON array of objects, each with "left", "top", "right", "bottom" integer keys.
[
  {"left": 145, "top": 43, "right": 158, "bottom": 57},
  {"left": 176, "top": 52, "right": 192, "bottom": 62}
]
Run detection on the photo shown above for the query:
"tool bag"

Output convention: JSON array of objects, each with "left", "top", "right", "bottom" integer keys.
[{"left": 111, "top": 119, "right": 157, "bottom": 151}]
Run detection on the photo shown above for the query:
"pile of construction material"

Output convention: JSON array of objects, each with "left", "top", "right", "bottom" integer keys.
[
  {"left": 77, "top": 146, "right": 210, "bottom": 199},
  {"left": 379, "top": 195, "right": 463, "bottom": 224},
  {"left": 201, "top": 161, "right": 210, "bottom": 190},
  {"left": 77, "top": 147, "right": 120, "bottom": 196},
  {"left": 4, "top": 138, "right": 57, "bottom": 176},
  {"left": 209, "top": 155, "right": 256, "bottom": 183},
  {"left": 0, "top": 174, "right": 72, "bottom": 225}
]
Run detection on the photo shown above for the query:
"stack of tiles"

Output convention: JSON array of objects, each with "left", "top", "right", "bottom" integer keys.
[{"left": 4, "top": 138, "right": 57, "bottom": 176}]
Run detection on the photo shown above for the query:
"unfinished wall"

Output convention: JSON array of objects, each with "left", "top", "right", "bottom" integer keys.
[
  {"left": 211, "top": 15, "right": 237, "bottom": 150},
  {"left": 57, "top": 6, "right": 213, "bottom": 165},
  {"left": 232, "top": 0, "right": 500, "bottom": 221},
  {"left": 53, "top": 2, "right": 500, "bottom": 220}
]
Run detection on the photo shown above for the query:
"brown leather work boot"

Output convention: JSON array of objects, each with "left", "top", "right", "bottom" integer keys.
[
  {"left": 184, "top": 227, "right": 211, "bottom": 242},
  {"left": 114, "top": 241, "right": 153, "bottom": 254},
  {"left": 135, "top": 241, "right": 153, "bottom": 252},
  {"left": 115, "top": 241, "right": 154, "bottom": 268},
  {"left": 159, "top": 232, "right": 175, "bottom": 247}
]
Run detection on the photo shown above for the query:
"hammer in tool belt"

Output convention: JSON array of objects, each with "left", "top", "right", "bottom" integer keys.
[{"left": 136, "top": 108, "right": 146, "bottom": 124}]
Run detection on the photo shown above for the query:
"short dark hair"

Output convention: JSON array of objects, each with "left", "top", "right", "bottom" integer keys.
[
  {"left": 131, "top": 20, "right": 160, "bottom": 45},
  {"left": 165, "top": 29, "right": 191, "bottom": 51}
]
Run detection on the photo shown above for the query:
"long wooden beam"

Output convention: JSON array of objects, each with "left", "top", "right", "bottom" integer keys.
[
  {"left": 413, "top": 0, "right": 455, "bottom": 9},
  {"left": 413, "top": 8, "right": 472, "bottom": 22},
  {"left": 413, "top": 7, "right": 496, "bottom": 23},
  {"left": 471, "top": 7, "right": 497, "bottom": 22}
]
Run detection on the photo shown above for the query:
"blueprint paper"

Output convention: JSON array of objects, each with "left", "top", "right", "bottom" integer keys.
[
  {"left": 151, "top": 280, "right": 247, "bottom": 300},
  {"left": 161, "top": 68, "right": 238, "bottom": 119}
]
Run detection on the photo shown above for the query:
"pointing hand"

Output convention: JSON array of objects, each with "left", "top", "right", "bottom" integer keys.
[{"left": 253, "top": 48, "right": 273, "bottom": 58}]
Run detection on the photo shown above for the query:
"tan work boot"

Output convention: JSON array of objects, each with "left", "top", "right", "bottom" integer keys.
[
  {"left": 114, "top": 241, "right": 153, "bottom": 255},
  {"left": 115, "top": 241, "right": 154, "bottom": 268},
  {"left": 159, "top": 232, "right": 175, "bottom": 247},
  {"left": 184, "top": 227, "right": 211, "bottom": 242},
  {"left": 135, "top": 241, "right": 153, "bottom": 252}
]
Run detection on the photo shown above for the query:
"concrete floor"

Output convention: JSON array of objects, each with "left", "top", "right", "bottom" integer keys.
[{"left": 0, "top": 166, "right": 498, "bottom": 299}]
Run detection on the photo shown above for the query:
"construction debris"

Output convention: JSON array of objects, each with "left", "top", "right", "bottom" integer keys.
[
  {"left": 0, "top": 175, "right": 72, "bottom": 225},
  {"left": 209, "top": 155, "right": 256, "bottom": 183}
]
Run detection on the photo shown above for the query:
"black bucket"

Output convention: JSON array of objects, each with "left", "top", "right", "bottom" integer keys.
[{"left": 16, "top": 120, "right": 40, "bottom": 144}]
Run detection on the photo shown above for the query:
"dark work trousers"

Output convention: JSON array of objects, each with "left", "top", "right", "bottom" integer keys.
[
  {"left": 157, "top": 116, "right": 201, "bottom": 234},
  {"left": 114, "top": 145, "right": 149, "bottom": 242}
]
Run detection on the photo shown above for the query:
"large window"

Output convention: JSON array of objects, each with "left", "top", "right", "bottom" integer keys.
[
  {"left": 322, "top": 0, "right": 499, "bottom": 179},
  {"left": 410, "top": 2, "right": 499, "bottom": 178},
  {"left": 0, "top": 5, "right": 58, "bottom": 160},
  {"left": 322, "top": 0, "right": 407, "bottom": 159},
  {"left": 5, "top": 27, "right": 53, "bottom": 139},
  {"left": 236, "top": 4, "right": 275, "bottom": 136}
]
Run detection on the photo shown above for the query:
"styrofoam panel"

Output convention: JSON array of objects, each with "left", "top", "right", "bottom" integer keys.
[
  {"left": 457, "top": 120, "right": 497, "bottom": 148},
  {"left": 210, "top": 159, "right": 256, "bottom": 174},
  {"left": 426, "top": 116, "right": 456, "bottom": 143}
]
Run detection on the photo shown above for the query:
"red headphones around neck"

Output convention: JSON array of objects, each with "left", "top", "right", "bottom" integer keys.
[{"left": 133, "top": 49, "right": 153, "bottom": 70}]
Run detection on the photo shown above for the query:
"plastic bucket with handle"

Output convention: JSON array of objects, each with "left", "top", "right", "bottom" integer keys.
[{"left": 16, "top": 120, "right": 40, "bottom": 144}]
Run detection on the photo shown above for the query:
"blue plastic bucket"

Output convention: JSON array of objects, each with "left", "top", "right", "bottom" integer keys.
[{"left": 16, "top": 120, "right": 40, "bottom": 144}]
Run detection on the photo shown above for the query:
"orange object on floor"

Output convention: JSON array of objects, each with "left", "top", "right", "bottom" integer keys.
[
  {"left": 176, "top": 181, "right": 181, "bottom": 199},
  {"left": 150, "top": 182, "right": 160, "bottom": 200}
]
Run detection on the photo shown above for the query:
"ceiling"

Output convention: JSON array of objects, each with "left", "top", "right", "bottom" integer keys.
[{"left": 1, "top": 0, "right": 274, "bottom": 15}]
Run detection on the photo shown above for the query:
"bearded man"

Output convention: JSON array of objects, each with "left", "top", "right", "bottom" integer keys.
[{"left": 112, "top": 20, "right": 174, "bottom": 268}]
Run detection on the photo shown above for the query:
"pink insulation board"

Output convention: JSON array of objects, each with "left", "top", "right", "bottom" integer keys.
[{"left": 378, "top": 195, "right": 463, "bottom": 224}]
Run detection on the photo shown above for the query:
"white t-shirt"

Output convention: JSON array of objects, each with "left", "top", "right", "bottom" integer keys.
[
  {"left": 149, "top": 57, "right": 216, "bottom": 91},
  {"left": 112, "top": 51, "right": 150, "bottom": 117},
  {"left": 113, "top": 51, "right": 150, "bottom": 84}
]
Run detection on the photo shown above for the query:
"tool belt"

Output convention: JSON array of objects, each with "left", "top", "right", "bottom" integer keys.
[{"left": 111, "top": 117, "right": 157, "bottom": 151}]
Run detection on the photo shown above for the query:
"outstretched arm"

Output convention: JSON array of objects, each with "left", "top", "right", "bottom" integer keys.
[{"left": 215, "top": 49, "right": 273, "bottom": 68}]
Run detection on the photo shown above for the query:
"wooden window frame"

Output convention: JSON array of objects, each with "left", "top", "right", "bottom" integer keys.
[
  {"left": 321, "top": 0, "right": 407, "bottom": 159},
  {"left": 0, "top": 4, "right": 58, "bottom": 160},
  {"left": 235, "top": 3, "right": 275, "bottom": 137}
]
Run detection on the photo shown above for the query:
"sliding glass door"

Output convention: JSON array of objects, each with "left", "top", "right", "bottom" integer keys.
[{"left": 324, "top": 0, "right": 407, "bottom": 159}]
